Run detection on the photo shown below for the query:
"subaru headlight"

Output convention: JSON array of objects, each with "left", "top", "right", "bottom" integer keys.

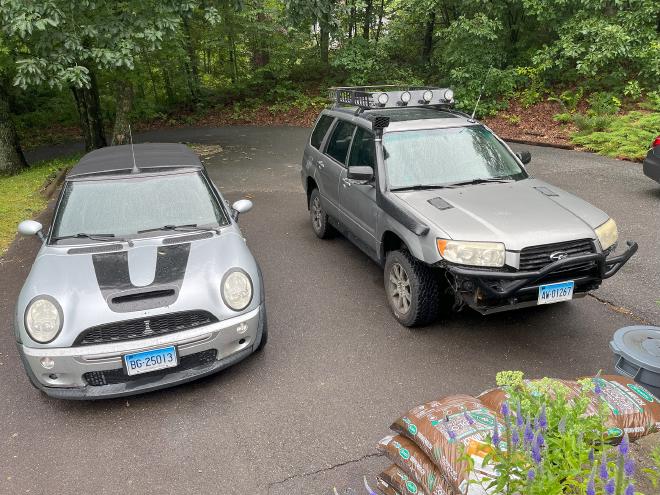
[
  {"left": 595, "top": 218, "right": 618, "bottom": 251},
  {"left": 221, "top": 269, "right": 253, "bottom": 311},
  {"left": 24, "top": 296, "right": 63, "bottom": 343},
  {"left": 437, "top": 239, "right": 506, "bottom": 267}
]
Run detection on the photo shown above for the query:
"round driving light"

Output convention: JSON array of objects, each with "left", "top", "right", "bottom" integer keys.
[
  {"left": 40, "top": 357, "right": 55, "bottom": 370},
  {"left": 377, "top": 93, "right": 389, "bottom": 106},
  {"left": 24, "top": 296, "right": 63, "bottom": 343},
  {"left": 222, "top": 269, "right": 253, "bottom": 311},
  {"left": 400, "top": 91, "right": 411, "bottom": 104},
  {"left": 423, "top": 90, "right": 433, "bottom": 102},
  {"left": 443, "top": 89, "right": 454, "bottom": 101}
]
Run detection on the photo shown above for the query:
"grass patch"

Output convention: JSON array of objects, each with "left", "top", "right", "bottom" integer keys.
[
  {"left": 571, "top": 110, "right": 659, "bottom": 161},
  {"left": 0, "top": 155, "right": 78, "bottom": 255}
]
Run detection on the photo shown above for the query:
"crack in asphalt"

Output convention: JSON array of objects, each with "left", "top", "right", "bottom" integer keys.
[
  {"left": 588, "top": 293, "right": 651, "bottom": 324},
  {"left": 267, "top": 452, "right": 383, "bottom": 491}
]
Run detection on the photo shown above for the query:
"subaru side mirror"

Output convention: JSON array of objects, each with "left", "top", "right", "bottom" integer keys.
[
  {"left": 347, "top": 166, "right": 374, "bottom": 182},
  {"left": 231, "top": 199, "right": 253, "bottom": 220},
  {"left": 516, "top": 151, "right": 532, "bottom": 165},
  {"left": 18, "top": 220, "right": 44, "bottom": 240}
]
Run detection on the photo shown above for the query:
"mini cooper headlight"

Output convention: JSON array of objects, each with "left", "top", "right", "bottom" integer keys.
[
  {"left": 24, "top": 296, "right": 63, "bottom": 343},
  {"left": 595, "top": 218, "right": 618, "bottom": 251},
  {"left": 222, "top": 269, "right": 253, "bottom": 311},
  {"left": 437, "top": 239, "right": 506, "bottom": 267}
]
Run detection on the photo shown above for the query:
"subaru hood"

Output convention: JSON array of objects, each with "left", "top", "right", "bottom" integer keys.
[{"left": 393, "top": 178, "right": 610, "bottom": 251}]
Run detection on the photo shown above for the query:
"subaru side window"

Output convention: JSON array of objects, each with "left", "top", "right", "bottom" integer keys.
[
  {"left": 348, "top": 127, "right": 376, "bottom": 169},
  {"left": 325, "top": 121, "right": 356, "bottom": 165},
  {"left": 310, "top": 115, "right": 334, "bottom": 149}
]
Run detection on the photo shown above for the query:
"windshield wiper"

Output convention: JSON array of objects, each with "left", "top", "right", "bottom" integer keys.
[
  {"left": 137, "top": 223, "right": 218, "bottom": 234},
  {"left": 52, "top": 233, "right": 126, "bottom": 243},
  {"left": 389, "top": 184, "right": 450, "bottom": 192},
  {"left": 445, "top": 177, "right": 514, "bottom": 187}
]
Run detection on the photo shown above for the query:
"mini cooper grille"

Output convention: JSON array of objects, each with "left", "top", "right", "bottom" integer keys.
[
  {"left": 519, "top": 239, "right": 596, "bottom": 271},
  {"left": 83, "top": 349, "right": 218, "bottom": 386},
  {"left": 74, "top": 311, "right": 218, "bottom": 346}
]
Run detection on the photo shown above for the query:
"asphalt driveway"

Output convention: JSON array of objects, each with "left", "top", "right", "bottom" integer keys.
[{"left": 1, "top": 127, "right": 658, "bottom": 494}]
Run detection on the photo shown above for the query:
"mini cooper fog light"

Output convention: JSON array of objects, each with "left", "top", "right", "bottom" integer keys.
[
  {"left": 40, "top": 357, "right": 55, "bottom": 370},
  {"left": 443, "top": 89, "right": 454, "bottom": 101},
  {"left": 423, "top": 90, "right": 433, "bottom": 103},
  {"left": 400, "top": 91, "right": 411, "bottom": 104},
  {"left": 377, "top": 93, "right": 389, "bottom": 106},
  {"left": 222, "top": 269, "right": 253, "bottom": 311}
]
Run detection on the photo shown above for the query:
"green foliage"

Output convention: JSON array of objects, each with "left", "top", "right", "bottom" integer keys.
[
  {"left": 553, "top": 113, "right": 573, "bottom": 124},
  {"left": 572, "top": 111, "right": 660, "bottom": 161},
  {"left": 588, "top": 92, "right": 621, "bottom": 116},
  {"left": 643, "top": 445, "right": 660, "bottom": 489}
]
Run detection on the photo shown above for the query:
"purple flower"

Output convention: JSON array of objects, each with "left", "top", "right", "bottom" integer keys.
[
  {"left": 531, "top": 440, "right": 542, "bottom": 464},
  {"left": 447, "top": 428, "right": 457, "bottom": 442},
  {"left": 588, "top": 448, "right": 595, "bottom": 465},
  {"left": 535, "top": 431, "right": 545, "bottom": 449},
  {"left": 624, "top": 457, "right": 635, "bottom": 477},
  {"left": 492, "top": 423, "right": 500, "bottom": 446},
  {"left": 524, "top": 419, "right": 534, "bottom": 444},
  {"left": 605, "top": 478, "right": 615, "bottom": 495},
  {"left": 501, "top": 401, "right": 510, "bottom": 418},
  {"left": 464, "top": 411, "right": 475, "bottom": 426},
  {"left": 527, "top": 469, "right": 535, "bottom": 482},
  {"left": 586, "top": 478, "right": 595, "bottom": 495},
  {"left": 599, "top": 456, "right": 609, "bottom": 481},
  {"left": 624, "top": 483, "right": 634, "bottom": 495},
  {"left": 538, "top": 404, "right": 547, "bottom": 430},
  {"left": 516, "top": 402, "right": 524, "bottom": 427},
  {"left": 619, "top": 434, "right": 630, "bottom": 456},
  {"left": 511, "top": 428, "right": 520, "bottom": 447},
  {"left": 594, "top": 379, "right": 603, "bottom": 395}
]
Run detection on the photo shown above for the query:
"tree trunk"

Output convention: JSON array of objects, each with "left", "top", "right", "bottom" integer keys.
[
  {"left": 421, "top": 11, "right": 436, "bottom": 65},
  {"left": 182, "top": 15, "right": 200, "bottom": 102},
  {"left": 71, "top": 69, "right": 107, "bottom": 152},
  {"left": 363, "top": 0, "right": 373, "bottom": 40},
  {"left": 349, "top": 5, "right": 356, "bottom": 39},
  {"left": 162, "top": 65, "right": 176, "bottom": 105},
  {"left": 0, "top": 87, "right": 28, "bottom": 175},
  {"left": 319, "top": 15, "right": 329, "bottom": 65},
  {"left": 111, "top": 80, "right": 133, "bottom": 146},
  {"left": 251, "top": 12, "right": 270, "bottom": 68},
  {"left": 375, "top": 0, "right": 385, "bottom": 42}
]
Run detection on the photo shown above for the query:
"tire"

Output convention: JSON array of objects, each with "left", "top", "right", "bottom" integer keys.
[
  {"left": 309, "top": 188, "right": 333, "bottom": 239},
  {"left": 384, "top": 249, "right": 440, "bottom": 327}
]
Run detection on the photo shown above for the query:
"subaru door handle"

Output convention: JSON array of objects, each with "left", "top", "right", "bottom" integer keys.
[
  {"left": 317, "top": 160, "right": 325, "bottom": 170},
  {"left": 342, "top": 178, "right": 352, "bottom": 188}
]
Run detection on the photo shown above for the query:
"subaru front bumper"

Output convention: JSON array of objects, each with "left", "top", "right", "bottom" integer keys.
[
  {"left": 18, "top": 303, "right": 266, "bottom": 400},
  {"left": 445, "top": 241, "right": 638, "bottom": 314}
]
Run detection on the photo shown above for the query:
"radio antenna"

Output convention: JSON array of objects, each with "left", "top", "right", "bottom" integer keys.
[
  {"left": 129, "top": 124, "right": 139, "bottom": 174},
  {"left": 470, "top": 66, "right": 493, "bottom": 122}
]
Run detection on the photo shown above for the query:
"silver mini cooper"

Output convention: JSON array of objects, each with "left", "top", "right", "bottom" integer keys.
[{"left": 15, "top": 143, "right": 267, "bottom": 399}]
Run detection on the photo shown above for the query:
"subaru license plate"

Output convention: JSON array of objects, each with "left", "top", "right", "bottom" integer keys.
[
  {"left": 124, "top": 346, "right": 178, "bottom": 376},
  {"left": 538, "top": 281, "right": 574, "bottom": 305}
]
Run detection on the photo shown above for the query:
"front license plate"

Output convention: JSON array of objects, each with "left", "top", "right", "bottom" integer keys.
[
  {"left": 538, "top": 281, "right": 574, "bottom": 305},
  {"left": 124, "top": 346, "right": 178, "bottom": 376}
]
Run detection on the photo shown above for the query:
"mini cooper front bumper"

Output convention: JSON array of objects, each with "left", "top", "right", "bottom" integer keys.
[
  {"left": 445, "top": 241, "right": 638, "bottom": 314},
  {"left": 18, "top": 303, "right": 266, "bottom": 400}
]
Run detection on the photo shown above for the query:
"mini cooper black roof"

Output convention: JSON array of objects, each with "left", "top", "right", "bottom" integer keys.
[{"left": 68, "top": 143, "right": 202, "bottom": 179}]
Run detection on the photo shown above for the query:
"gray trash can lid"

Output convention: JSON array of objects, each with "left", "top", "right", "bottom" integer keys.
[{"left": 610, "top": 326, "right": 660, "bottom": 374}]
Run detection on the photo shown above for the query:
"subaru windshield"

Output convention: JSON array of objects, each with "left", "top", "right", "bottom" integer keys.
[
  {"left": 384, "top": 125, "right": 527, "bottom": 190},
  {"left": 51, "top": 171, "right": 229, "bottom": 243}
]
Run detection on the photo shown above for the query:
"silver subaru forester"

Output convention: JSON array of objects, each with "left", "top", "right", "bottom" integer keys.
[{"left": 15, "top": 143, "right": 267, "bottom": 399}]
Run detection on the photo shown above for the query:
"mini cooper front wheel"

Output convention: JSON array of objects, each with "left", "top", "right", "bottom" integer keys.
[
  {"left": 309, "top": 188, "right": 333, "bottom": 239},
  {"left": 384, "top": 250, "right": 440, "bottom": 327}
]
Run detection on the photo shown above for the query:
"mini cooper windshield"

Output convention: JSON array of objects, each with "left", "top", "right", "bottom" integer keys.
[
  {"left": 52, "top": 171, "right": 228, "bottom": 242},
  {"left": 384, "top": 125, "right": 527, "bottom": 190}
]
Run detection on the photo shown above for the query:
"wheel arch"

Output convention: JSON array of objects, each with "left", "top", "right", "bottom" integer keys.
[
  {"left": 306, "top": 177, "right": 318, "bottom": 209},
  {"left": 379, "top": 228, "right": 425, "bottom": 264}
]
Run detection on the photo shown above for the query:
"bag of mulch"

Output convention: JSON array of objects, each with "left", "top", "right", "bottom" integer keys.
[
  {"left": 377, "top": 434, "right": 457, "bottom": 495},
  {"left": 478, "top": 375, "right": 660, "bottom": 442},
  {"left": 390, "top": 395, "right": 503, "bottom": 495},
  {"left": 377, "top": 464, "right": 419, "bottom": 495}
]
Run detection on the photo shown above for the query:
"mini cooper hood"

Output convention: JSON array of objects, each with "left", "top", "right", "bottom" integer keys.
[
  {"left": 394, "top": 178, "right": 610, "bottom": 251},
  {"left": 17, "top": 230, "right": 260, "bottom": 347}
]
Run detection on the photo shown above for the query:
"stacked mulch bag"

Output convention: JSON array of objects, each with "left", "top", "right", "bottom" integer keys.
[{"left": 374, "top": 375, "right": 660, "bottom": 495}]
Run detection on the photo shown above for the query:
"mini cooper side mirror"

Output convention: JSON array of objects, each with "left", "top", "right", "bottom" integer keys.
[
  {"left": 516, "top": 151, "right": 532, "bottom": 165},
  {"left": 347, "top": 166, "right": 374, "bottom": 182},
  {"left": 18, "top": 220, "right": 44, "bottom": 240},
  {"left": 232, "top": 199, "right": 253, "bottom": 220}
]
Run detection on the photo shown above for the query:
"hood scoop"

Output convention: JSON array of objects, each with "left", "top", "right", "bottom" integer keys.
[
  {"left": 427, "top": 197, "right": 453, "bottom": 211},
  {"left": 68, "top": 244, "right": 123, "bottom": 255},
  {"left": 535, "top": 186, "right": 559, "bottom": 197}
]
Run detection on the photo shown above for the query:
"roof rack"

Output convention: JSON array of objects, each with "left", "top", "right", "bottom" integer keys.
[{"left": 328, "top": 85, "right": 454, "bottom": 111}]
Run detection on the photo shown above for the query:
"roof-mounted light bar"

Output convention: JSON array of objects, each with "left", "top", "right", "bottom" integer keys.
[{"left": 329, "top": 85, "right": 455, "bottom": 110}]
